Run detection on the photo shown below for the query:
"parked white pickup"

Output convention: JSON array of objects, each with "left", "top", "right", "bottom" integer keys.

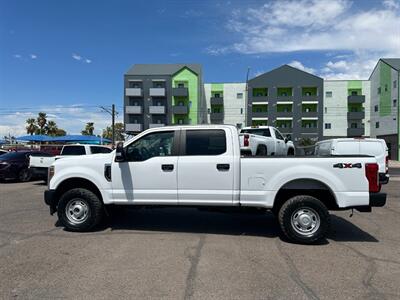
[
  {"left": 239, "top": 126, "right": 295, "bottom": 156},
  {"left": 29, "top": 144, "right": 111, "bottom": 179},
  {"left": 44, "top": 125, "right": 386, "bottom": 244}
]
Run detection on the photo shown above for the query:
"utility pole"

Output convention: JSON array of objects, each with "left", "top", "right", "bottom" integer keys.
[
  {"left": 100, "top": 104, "right": 118, "bottom": 148},
  {"left": 245, "top": 67, "right": 251, "bottom": 126}
]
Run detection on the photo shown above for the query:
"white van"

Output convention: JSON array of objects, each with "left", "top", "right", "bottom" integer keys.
[{"left": 315, "top": 138, "right": 389, "bottom": 184}]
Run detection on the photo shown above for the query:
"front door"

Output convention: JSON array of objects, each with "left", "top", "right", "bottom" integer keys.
[
  {"left": 177, "top": 129, "right": 234, "bottom": 205},
  {"left": 111, "top": 130, "right": 179, "bottom": 204}
]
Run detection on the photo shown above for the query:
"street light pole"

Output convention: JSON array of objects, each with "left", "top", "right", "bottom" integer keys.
[
  {"left": 245, "top": 67, "right": 250, "bottom": 126},
  {"left": 99, "top": 104, "right": 118, "bottom": 148}
]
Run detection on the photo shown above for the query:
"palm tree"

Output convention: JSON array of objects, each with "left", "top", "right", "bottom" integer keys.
[
  {"left": 26, "top": 118, "right": 38, "bottom": 135},
  {"left": 37, "top": 112, "right": 47, "bottom": 135},
  {"left": 46, "top": 120, "right": 58, "bottom": 136},
  {"left": 81, "top": 122, "right": 95, "bottom": 135}
]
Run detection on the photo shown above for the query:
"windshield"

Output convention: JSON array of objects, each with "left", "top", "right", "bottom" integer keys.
[{"left": 240, "top": 128, "right": 271, "bottom": 137}]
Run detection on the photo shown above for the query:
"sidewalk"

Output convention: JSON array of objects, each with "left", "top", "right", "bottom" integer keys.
[{"left": 389, "top": 160, "right": 400, "bottom": 168}]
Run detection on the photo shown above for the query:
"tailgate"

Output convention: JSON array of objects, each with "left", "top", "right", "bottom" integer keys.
[{"left": 29, "top": 156, "right": 55, "bottom": 168}]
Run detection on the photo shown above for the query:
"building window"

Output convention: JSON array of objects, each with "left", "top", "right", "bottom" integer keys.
[
  {"left": 374, "top": 105, "right": 379, "bottom": 112},
  {"left": 325, "top": 91, "right": 332, "bottom": 97},
  {"left": 378, "top": 87, "right": 381, "bottom": 94},
  {"left": 351, "top": 90, "right": 358, "bottom": 96},
  {"left": 351, "top": 123, "right": 358, "bottom": 128},
  {"left": 214, "top": 93, "right": 221, "bottom": 98},
  {"left": 393, "top": 99, "right": 397, "bottom": 107},
  {"left": 324, "top": 107, "right": 327, "bottom": 113},
  {"left": 237, "top": 93, "right": 243, "bottom": 99},
  {"left": 325, "top": 123, "right": 331, "bottom": 129},
  {"left": 376, "top": 122, "right": 379, "bottom": 128},
  {"left": 385, "top": 84, "right": 388, "bottom": 92},
  {"left": 394, "top": 80, "right": 397, "bottom": 89},
  {"left": 236, "top": 123, "right": 242, "bottom": 129},
  {"left": 240, "top": 108, "right": 243, "bottom": 114},
  {"left": 178, "top": 83, "right": 185, "bottom": 88}
]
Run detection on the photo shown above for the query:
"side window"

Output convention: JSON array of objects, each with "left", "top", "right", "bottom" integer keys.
[
  {"left": 275, "top": 130, "right": 284, "bottom": 140},
  {"left": 90, "top": 146, "right": 112, "bottom": 154},
  {"left": 125, "top": 131, "right": 175, "bottom": 161},
  {"left": 185, "top": 130, "right": 226, "bottom": 155},
  {"left": 62, "top": 146, "right": 86, "bottom": 155}
]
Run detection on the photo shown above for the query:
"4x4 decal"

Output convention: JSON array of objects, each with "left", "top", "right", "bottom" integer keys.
[{"left": 333, "top": 163, "right": 362, "bottom": 169}]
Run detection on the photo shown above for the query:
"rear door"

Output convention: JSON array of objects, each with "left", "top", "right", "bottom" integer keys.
[{"left": 177, "top": 128, "right": 234, "bottom": 205}]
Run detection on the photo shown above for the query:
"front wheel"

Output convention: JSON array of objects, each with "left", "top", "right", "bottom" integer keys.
[
  {"left": 57, "top": 188, "right": 104, "bottom": 232},
  {"left": 278, "top": 195, "right": 330, "bottom": 244},
  {"left": 18, "top": 168, "right": 32, "bottom": 182}
]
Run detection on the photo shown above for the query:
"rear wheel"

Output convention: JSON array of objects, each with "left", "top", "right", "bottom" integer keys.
[
  {"left": 18, "top": 168, "right": 32, "bottom": 182},
  {"left": 57, "top": 188, "right": 104, "bottom": 232},
  {"left": 278, "top": 195, "right": 330, "bottom": 244},
  {"left": 256, "top": 145, "right": 267, "bottom": 156}
]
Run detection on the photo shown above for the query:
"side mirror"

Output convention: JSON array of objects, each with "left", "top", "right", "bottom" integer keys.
[
  {"left": 284, "top": 137, "right": 288, "bottom": 143},
  {"left": 285, "top": 135, "right": 291, "bottom": 143},
  {"left": 115, "top": 142, "right": 125, "bottom": 162}
]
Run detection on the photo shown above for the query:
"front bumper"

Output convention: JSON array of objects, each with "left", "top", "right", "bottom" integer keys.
[
  {"left": 354, "top": 192, "right": 386, "bottom": 212},
  {"left": 44, "top": 189, "right": 57, "bottom": 215}
]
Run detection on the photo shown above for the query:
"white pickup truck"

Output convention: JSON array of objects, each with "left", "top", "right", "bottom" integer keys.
[
  {"left": 44, "top": 125, "right": 386, "bottom": 244},
  {"left": 30, "top": 144, "right": 111, "bottom": 179},
  {"left": 239, "top": 126, "right": 295, "bottom": 156}
]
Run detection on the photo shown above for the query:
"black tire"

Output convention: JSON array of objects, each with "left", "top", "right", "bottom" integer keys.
[
  {"left": 18, "top": 168, "right": 32, "bottom": 182},
  {"left": 278, "top": 195, "right": 330, "bottom": 244},
  {"left": 57, "top": 188, "right": 104, "bottom": 232},
  {"left": 287, "top": 148, "right": 295, "bottom": 156},
  {"left": 256, "top": 145, "right": 267, "bottom": 156}
]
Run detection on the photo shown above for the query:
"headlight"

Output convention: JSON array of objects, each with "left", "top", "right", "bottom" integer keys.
[{"left": 48, "top": 165, "right": 55, "bottom": 184}]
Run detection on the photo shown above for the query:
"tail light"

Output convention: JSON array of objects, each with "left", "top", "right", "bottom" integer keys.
[
  {"left": 365, "top": 163, "right": 380, "bottom": 192},
  {"left": 385, "top": 156, "right": 389, "bottom": 173},
  {"left": 244, "top": 134, "right": 249, "bottom": 147}
]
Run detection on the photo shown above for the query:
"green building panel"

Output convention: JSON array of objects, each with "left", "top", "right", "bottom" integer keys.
[
  {"left": 347, "top": 80, "right": 362, "bottom": 96},
  {"left": 172, "top": 67, "right": 199, "bottom": 124}
]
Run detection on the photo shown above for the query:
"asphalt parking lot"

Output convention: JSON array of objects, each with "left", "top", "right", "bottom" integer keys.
[{"left": 1, "top": 170, "right": 400, "bottom": 299}]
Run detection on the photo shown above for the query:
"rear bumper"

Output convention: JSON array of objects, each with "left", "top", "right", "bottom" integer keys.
[
  {"left": 353, "top": 192, "right": 386, "bottom": 212},
  {"left": 379, "top": 173, "right": 389, "bottom": 184},
  {"left": 44, "top": 189, "right": 57, "bottom": 215},
  {"left": 30, "top": 167, "right": 48, "bottom": 178}
]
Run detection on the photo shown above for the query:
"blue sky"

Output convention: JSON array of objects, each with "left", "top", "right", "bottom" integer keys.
[{"left": 0, "top": 0, "right": 399, "bottom": 136}]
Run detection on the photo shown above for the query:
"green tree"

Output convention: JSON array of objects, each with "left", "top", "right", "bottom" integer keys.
[
  {"left": 46, "top": 120, "right": 58, "bottom": 136},
  {"left": 55, "top": 128, "right": 67, "bottom": 136},
  {"left": 25, "top": 118, "right": 38, "bottom": 135},
  {"left": 298, "top": 138, "right": 315, "bottom": 147},
  {"left": 102, "top": 122, "right": 125, "bottom": 141},
  {"left": 81, "top": 122, "right": 95, "bottom": 135},
  {"left": 36, "top": 112, "right": 47, "bottom": 135}
]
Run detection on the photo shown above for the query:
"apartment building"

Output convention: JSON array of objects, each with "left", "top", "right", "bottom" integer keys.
[
  {"left": 124, "top": 64, "right": 206, "bottom": 133},
  {"left": 369, "top": 59, "right": 400, "bottom": 160},
  {"left": 323, "top": 80, "right": 371, "bottom": 138},
  {"left": 246, "top": 65, "right": 324, "bottom": 143},
  {"left": 204, "top": 83, "right": 246, "bottom": 128}
]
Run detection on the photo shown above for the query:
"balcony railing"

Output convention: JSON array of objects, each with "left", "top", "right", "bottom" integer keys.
[
  {"left": 149, "top": 88, "right": 166, "bottom": 97},
  {"left": 348, "top": 95, "right": 365, "bottom": 104},
  {"left": 210, "top": 112, "right": 224, "bottom": 122},
  {"left": 301, "top": 95, "right": 317, "bottom": 101},
  {"left": 210, "top": 97, "right": 224, "bottom": 105},
  {"left": 149, "top": 123, "right": 165, "bottom": 129},
  {"left": 172, "top": 87, "right": 188, "bottom": 97},
  {"left": 276, "top": 95, "right": 293, "bottom": 101},
  {"left": 277, "top": 127, "right": 293, "bottom": 134},
  {"left": 125, "top": 88, "right": 142, "bottom": 97},
  {"left": 347, "top": 111, "right": 365, "bottom": 119},
  {"left": 149, "top": 106, "right": 166, "bottom": 114},
  {"left": 276, "top": 111, "right": 293, "bottom": 117},
  {"left": 252, "top": 112, "right": 268, "bottom": 118},
  {"left": 252, "top": 96, "right": 269, "bottom": 103},
  {"left": 301, "top": 127, "right": 318, "bottom": 133},
  {"left": 172, "top": 106, "right": 188, "bottom": 114},
  {"left": 125, "top": 123, "right": 142, "bottom": 132},
  {"left": 302, "top": 111, "right": 318, "bottom": 118},
  {"left": 125, "top": 106, "right": 142, "bottom": 114},
  {"left": 347, "top": 127, "right": 364, "bottom": 137}
]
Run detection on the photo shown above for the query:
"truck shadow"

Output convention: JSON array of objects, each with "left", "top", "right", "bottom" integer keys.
[{"left": 103, "top": 208, "right": 378, "bottom": 243}]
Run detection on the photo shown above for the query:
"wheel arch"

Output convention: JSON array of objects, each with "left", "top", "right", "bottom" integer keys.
[
  {"left": 273, "top": 178, "right": 338, "bottom": 212},
  {"left": 54, "top": 177, "right": 103, "bottom": 207}
]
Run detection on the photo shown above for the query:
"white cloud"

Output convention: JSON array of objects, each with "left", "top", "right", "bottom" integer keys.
[
  {"left": 208, "top": 0, "right": 400, "bottom": 79},
  {"left": 288, "top": 60, "right": 315, "bottom": 74},
  {"left": 85, "top": 59, "right": 92, "bottom": 64},
  {"left": 0, "top": 105, "right": 122, "bottom": 137},
  {"left": 13, "top": 54, "right": 22, "bottom": 59},
  {"left": 30, "top": 54, "right": 37, "bottom": 59},
  {"left": 72, "top": 53, "right": 82, "bottom": 61}
]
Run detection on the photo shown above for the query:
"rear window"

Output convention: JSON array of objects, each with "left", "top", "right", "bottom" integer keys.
[
  {"left": 240, "top": 128, "right": 271, "bottom": 137},
  {"left": 90, "top": 146, "right": 112, "bottom": 154},
  {"left": 315, "top": 142, "right": 332, "bottom": 156},
  {"left": 185, "top": 130, "right": 226, "bottom": 155},
  {"left": 359, "top": 142, "right": 384, "bottom": 156},
  {"left": 61, "top": 146, "right": 86, "bottom": 155}
]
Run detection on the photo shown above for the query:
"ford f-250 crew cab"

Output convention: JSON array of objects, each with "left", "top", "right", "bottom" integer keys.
[
  {"left": 239, "top": 126, "right": 295, "bottom": 156},
  {"left": 44, "top": 125, "right": 386, "bottom": 244}
]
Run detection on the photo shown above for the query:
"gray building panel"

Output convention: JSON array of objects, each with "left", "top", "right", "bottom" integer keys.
[{"left": 247, "top": 65, "right": 323, "bottom": 143}]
